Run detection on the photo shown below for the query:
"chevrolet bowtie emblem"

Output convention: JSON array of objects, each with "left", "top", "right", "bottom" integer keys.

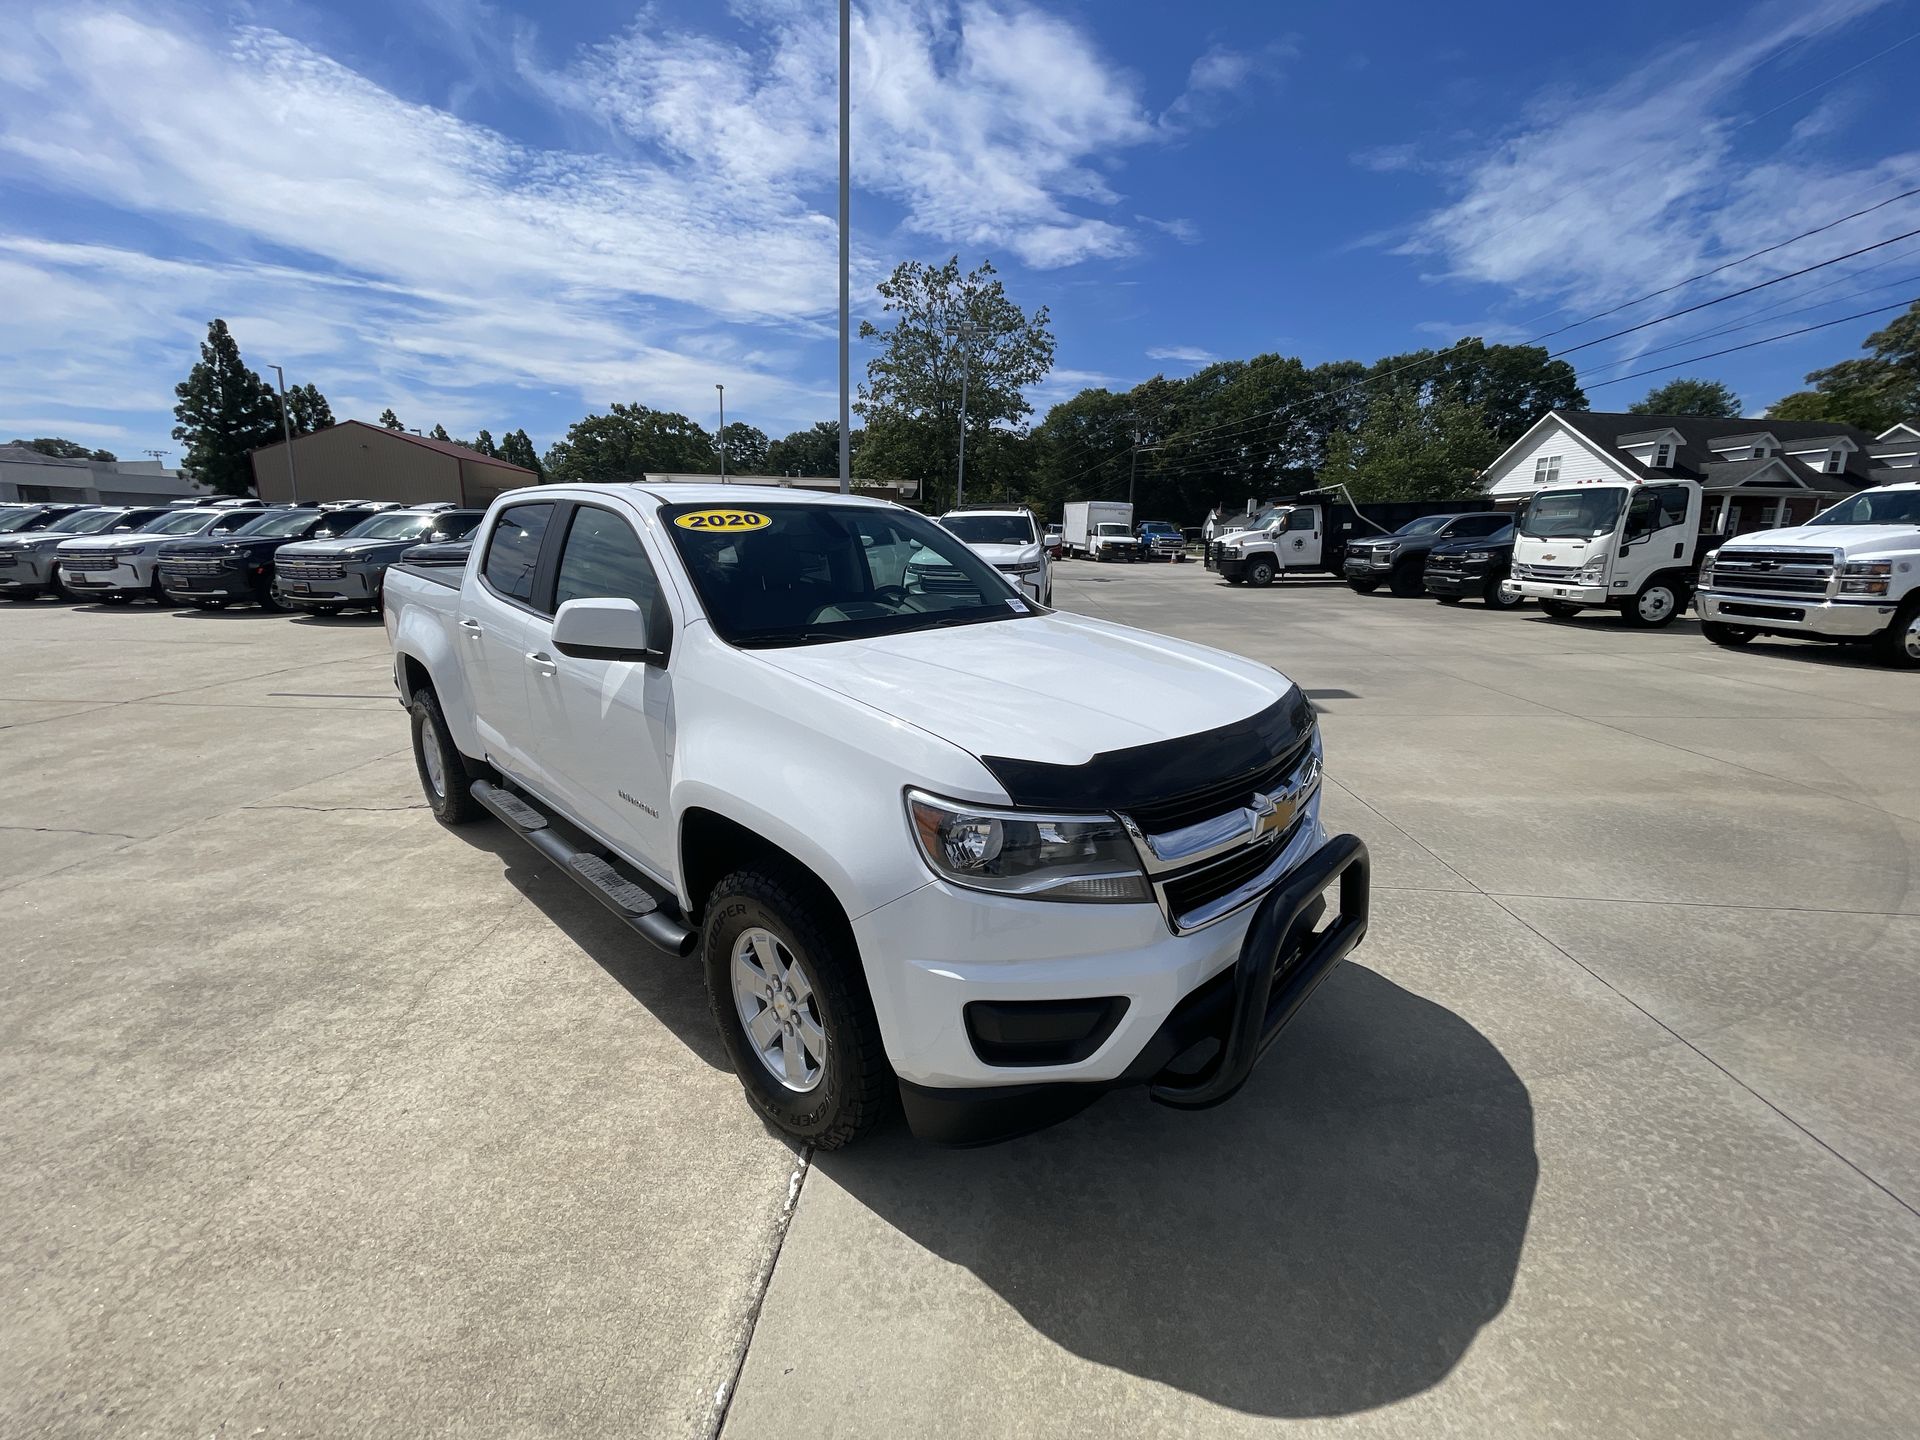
[{"left": 1250, "top": 790, "right": 1295, "bottom": 839}]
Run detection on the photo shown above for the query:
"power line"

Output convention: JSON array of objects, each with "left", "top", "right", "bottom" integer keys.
[{"left": 1578, "top": 297, "right": 1915, "bottom": 391}]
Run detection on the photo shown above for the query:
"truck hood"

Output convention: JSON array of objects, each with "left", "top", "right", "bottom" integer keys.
[
  {"left": 956, "top": 541, "right": 1043, "bottom": 567},
  {"left": 1718, "top": 524, "right": 1919, "bottom": 555},
  {"left": 56, "top": 533, "right": 182, "bottom": 554},
  {"left": 1214, "top": 527, "right": 1272, "bottom": 547},
  {"left": 750, "top": 611, "right": 1294, "bottom": 768},
  {"left": 274, "top": 536, "right": 416, "bottom": 559}
]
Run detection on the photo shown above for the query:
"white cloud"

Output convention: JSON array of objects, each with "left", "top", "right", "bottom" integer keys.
[
  {"left": 1136, "top": 214, "right": 1201, "bottom": 244},
  {"left": 1146, "top": 345, "right": 1217, "bottom": 364},
  {"left": 1400, "top": 0, "right": 1920, "bottom": 313},
  {"left": 0, "top": 0, "right": 1214, "bottom": 453},
  {"left": 1352, "top": 143, "right": 1419, "bottom": 174}
]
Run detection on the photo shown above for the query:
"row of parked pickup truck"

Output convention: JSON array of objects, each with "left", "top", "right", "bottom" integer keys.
[
  {"left": 0, "top": 498, "right": 483, "bottom": 613},
  {"left": 1204, "top": 476, "right": 1920, "bottom": 667}
]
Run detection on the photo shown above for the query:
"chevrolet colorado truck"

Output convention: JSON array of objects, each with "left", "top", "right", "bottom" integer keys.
[
  {"left": 385, "top": 484, "right": 1369, "bottom": 1148},
  {"left": 1695, "top": 480, "right": 1920, "bottom": 667}
]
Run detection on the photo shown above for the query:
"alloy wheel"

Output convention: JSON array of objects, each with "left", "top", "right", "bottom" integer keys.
[{"left": 730, "top": 927, "right": 826, "bottom": 1093}]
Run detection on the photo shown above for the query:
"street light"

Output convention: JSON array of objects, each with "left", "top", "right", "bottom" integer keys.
[
  {"left": 946, "top": 320, "right": 984, "bottom": 508},
  {"left": 838, "top": 0, "right": 851, "bottom": 495},
  {"left": 716, "top": 383, "right": 727, "bottom": 482},
  {"left": 267, "top": 364, "right": 298, "bottom": 504}
]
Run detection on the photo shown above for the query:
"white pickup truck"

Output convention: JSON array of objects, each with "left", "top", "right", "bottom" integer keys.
[
  {"left": 1695, "top": 480, "right": 1920, "bottom": 667},
  {"left": 385, "top": 483, "right": 1368, "bottom": 1148}
]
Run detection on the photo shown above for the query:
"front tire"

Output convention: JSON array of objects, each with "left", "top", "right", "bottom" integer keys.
[
  {"left": 1626, "top": 578, "right": 1684, "bottom": 628},
  {"left": 1702, "top": 622, "right": 1757, "bottom": 648},
  {"left": 1246, "top": 557, "right": 1276, "bottom": 588},
  {"left": 703, "top": 867, "right": 891, "bottom": 1149},
  {"left": 1434, "top": 595, "right": 1463, "bottom": 606},
  {"left": 1485, "top": 576, "right": 1524, "bottom": 610},
  {"left": 1874, "top": 595, "right": 1920, "bottom": 669},
  {"left": 1346, "top": 577, "right": 1381, "bottom": 594},
  {"left": 409, "top": 687, "right": 486, "bottom": 825},
  {"left": 1540, "top": 600, "right": 1582, "bottom": 619}
]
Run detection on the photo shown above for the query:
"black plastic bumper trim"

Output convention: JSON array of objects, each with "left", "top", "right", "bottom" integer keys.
[{"left": 896, "top": 834, "right": 1371, "bottom": 1145}]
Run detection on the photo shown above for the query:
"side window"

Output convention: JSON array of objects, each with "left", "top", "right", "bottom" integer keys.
[
  {"left": 1284, "top": 509, "right": 1316, "bottom": 531},
  {"left": 1449, "top": 515, "right": 1502, "bottom": 538},
  {"left": 213, "top": 512, "right": 255, "bottom": 532},
  {"left": 1651, "top": 485, "right": 1690, "bottom": 529},
  {"left": 554, "top": 506, "right": 661, "bottom": 629},
  {"left": 484, "top": 503, "right": 553, "bottom": 604},
  {"left": 1624, "top": 490, "right": 1659, "bottom": 541}
]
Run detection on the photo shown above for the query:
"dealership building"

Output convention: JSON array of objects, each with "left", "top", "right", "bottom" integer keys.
[
  {"left": 0, "top": 445, "right": 206, "bottom": 505},
  {"left": 251, "top": 422, "right": 538, "bottom": 508}
]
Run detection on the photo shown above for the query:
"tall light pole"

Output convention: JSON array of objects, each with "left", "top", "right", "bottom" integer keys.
[
  {"left": 267, "top": 364, "right": 298, "bottom": 503},
  {"left": 946, "top": 320, "right": 983, "bottom": 509},
  {"left": 715, "top": 383, "right": 727, "bottom": 482},
  {"left": 837, "top": 0, "right": 851, "bottom": 495}
]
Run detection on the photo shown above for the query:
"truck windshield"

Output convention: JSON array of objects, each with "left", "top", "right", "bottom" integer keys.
[
  {"left": 1096, "top": 523, "right": 1131, "bottom": 536},
  {"left": 342, "top": 513, "right": 434, "bottom": 540},
  {"left": 45, "top": 510, "right": 125, "bottom": 534},
  {"left": 234, "top": 510, "right": 325, "bottom": 538},
  {"left": 1392, "top": 515, "right": 1453, "bottom": 537},
  {"left": 941, "top": 514, "right": 1034, "bottom": 545},
  {"left": 142, "top": 510, "right": 221, "bottom": 535},
  {"left": 1806, "top": 489, "right": 1920, "bottom": 526},
  {"left": 1519, "top": 489, "right": 1626, "bottom": 539},
  {"left": 662, "top": 502, "right": 1027, "bottom": 648}
]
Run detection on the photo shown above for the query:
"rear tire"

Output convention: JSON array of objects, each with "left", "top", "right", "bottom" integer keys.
[
  {"left": 409, "top": 687, "right": 486, "bottom": 826},
  {"left": 1485, "top": 576, "right": 1524, "bottom": 609},
  {"left": 1540, "top": 600, "right": 1582, "bottom": 619},
  {"left": 1702, "top": 622, "right": 1758, "bottom": 648},
  {"left": 703, "top": 867, "right": 892, "bottom": 1149},
  {"left": 1874, "top": 595, "right": 1920, "bottom": 669}
]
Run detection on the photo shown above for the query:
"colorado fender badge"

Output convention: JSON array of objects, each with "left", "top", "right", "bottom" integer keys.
[{"left": 673, "top": 508, "right": 771, "bottom": 532}]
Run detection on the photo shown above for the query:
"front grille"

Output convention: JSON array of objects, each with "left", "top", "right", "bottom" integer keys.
[
  {"left": 1709, "top": 549, "right": 1835, "bottom": 596},
  {"left": 0, "top": 554, "right": 16, "bottom": 568},
  {"left": 60, "top": 555, "right": 121, "bottom": 574},
  {"left": 1426, "top": 556, "right": 1464, "bottom": 574},
  {"left": 277, "top": 558, "right": 345, "bottom": 581},
  {"left": 1160, "top": 824, "right": 1298, "bottom": 920},
  {"left": 1127, "top": 734, "right": 1314, "bottom": 837},
  {"left": 1514, "top": 561, "right": 1582, "bottom": 581},
  {"left": 159, "top": 557, "right": 230, "bottom": 577}
]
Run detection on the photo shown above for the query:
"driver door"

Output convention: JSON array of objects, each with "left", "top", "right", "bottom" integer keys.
[
  {"left": 1279, "top": 507, "right": 1321, "bottom": 569},
  {"left": 1614, "top": 484, "right": 1696, "bottom": 597}
]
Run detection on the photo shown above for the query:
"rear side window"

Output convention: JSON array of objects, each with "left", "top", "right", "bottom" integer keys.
[
  {"left": 484, "top": 503, "right": 553, "bottom": 603},
  {"left": 554, "top": 507, "right": 662, "bottom": 627},
  {"left": 1445, "top": 515, "right": 1506, "bottom": 538}
]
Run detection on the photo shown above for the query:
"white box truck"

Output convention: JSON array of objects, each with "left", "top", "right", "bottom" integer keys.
[{"left": 1063, "top": 500, "right": 1139, "bottom": 561}]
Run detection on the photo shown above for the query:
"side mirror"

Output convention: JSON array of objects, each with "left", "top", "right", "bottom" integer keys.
[{"left": 552, "top": 597, "right": 668, "bottom": 665}]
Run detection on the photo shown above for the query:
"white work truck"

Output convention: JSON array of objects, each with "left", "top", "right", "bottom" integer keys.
[
  {"left": 1062, "top": 499, "right": 1137, "bottom": 560},
  {"left": 1502, "top": 478, "right": 1704, "bottom": 627},
  {"left": 385, "top": 484, "right": 1369, "bottom": 1148},
  {"left": 1695, "top": 480, "right": 1920, "bottom": 667}
]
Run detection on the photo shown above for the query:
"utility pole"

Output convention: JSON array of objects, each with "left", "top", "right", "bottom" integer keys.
[
  {"left": 267, "top": 364, "right": 298, "bottom": 504},
  {"left": 837, "top": 0, "right": 851, "bottom": 495},
  {"left": 946, "top": 320, "right": 983, "bottom": 508},
  {"left": 715, "top": 383, "right": 727, "bottom": 482},
  {"left": 1125, "top": 417, "right": 1160, "bottom": 507}
]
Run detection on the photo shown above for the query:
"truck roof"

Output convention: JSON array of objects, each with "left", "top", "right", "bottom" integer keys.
[{"left": 529, "top": 481, "right": 901, "bottom": 511}]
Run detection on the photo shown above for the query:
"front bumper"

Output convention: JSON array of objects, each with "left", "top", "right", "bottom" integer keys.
[
  {"left": 162, "top": 567, "right": 258, "bottom": 600},
  {"left": 1342, "top": 553, "right": 1392, "bottom": 575},
  {"left": 275, "top": 571, "right": 378, "bottom": 606},
  {"left": 1091, "top": 545, "right": 1142, "bottom": 562},
  {"left": 58, "top": 557, "right": 153, "bottom": 596},
  {"left": 1424, "top": 565, "right": 1494, "bottom": 596},
  {"left": 0, "top": 553, "right": 56, "bottom": 589},
  {"left": 1503, "top": 578, "right": 1608, "bottom": 605},
  {"left": 893, "top": 833, "right": 1371, "bottom": 1144},
  {"left": 1696, "top": 590, "right": 1894, "bottom": 638},
  {"left": 1213, "top": 554, "right": 1250, "bottom": 580}
]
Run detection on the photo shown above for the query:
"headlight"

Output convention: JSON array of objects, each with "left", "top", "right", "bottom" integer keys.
[
  {"left": 1577, "top": 555, "right": 1608, "bottom": 581},
  {"left": 1699, "top": 554, "right": 1715, "bottom": 582},
  {"left": 1222, "top": 545, "right": 1241, "bottom": 558},
  {"left": 1463, "top": 550, "right": 1492, "bottom": 562},
  {"left": 1840, "top": 560, "right": 1892, "bottom": 596},
  {"left": 999, "top": 561, "right": 1041, "bottom": 577},
  {"left": 906, "top": 791, "right": 1151, "bottom": 903}
]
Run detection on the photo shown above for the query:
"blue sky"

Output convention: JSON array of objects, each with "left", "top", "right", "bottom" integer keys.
[{"left": 2, "top": 0, "right": 1918, "bottom": 464}]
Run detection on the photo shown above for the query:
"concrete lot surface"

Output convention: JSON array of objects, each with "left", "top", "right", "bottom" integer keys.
[{"left": 2, "top": 568, "right": 1916, "bottom": 1439}]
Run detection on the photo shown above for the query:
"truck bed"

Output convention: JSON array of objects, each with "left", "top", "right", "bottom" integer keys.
[{"left": 387, "top": 561, "right": 462, "bottom": 589}]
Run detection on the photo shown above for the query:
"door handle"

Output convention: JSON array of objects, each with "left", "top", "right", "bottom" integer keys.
[
  {"left": 459, "top": 618, "right": 483, "bottom": 637},
  {"left": 525, "top": 650, "right": 557, "bottom": 676}
]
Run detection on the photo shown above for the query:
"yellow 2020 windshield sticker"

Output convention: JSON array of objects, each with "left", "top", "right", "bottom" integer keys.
[{"left": 673, "top": 508, "right": 772, "bottom": 533}]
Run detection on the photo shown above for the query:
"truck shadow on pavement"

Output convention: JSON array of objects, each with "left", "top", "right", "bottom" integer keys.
[
  {"left": 819, "top": 962, "right": 1536, "bottom": 1418},
  {"left": 448, "top": 822, "right": 731, "bottom": 1072}
]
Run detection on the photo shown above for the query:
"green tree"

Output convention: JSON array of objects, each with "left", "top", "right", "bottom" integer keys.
[
  {"left": 765, "top": 421, "right": 849, "bottom": 476},
  {"left": 9, "top": 437, "right": 116, "bottom": 461},
  {"left": 378, "top": 408, "right": 403, "bottom": 430},
  {"left": 1318, "top": 392, "right": 1501, "bottom": 503},
  {"left": 544, "top": 404, "right": 716, "bottom": 483},
  {"left": 1630, "top": 377, "right": 1741, "bottom": 417},
  {"left": 858, "top": 256, "right": 1055, "bottom": 510},
  {"left": 429, "top": 423, "right": 453, "bottom": 442},
  {"left": 470, "top": 428, "right": 498, "bottom": 458},
  {"left": 719, "top": 422, "right": 769, "bottom": 474},
  {"left": 287, "top": 383, "right": 334, "bottom": 434},
  {"left": 170, "top": 318, "right": 281, "bottom": 496},
  {"left": 1767, "top": 300, "right": 1920, "bottom": 432},
  {"left": 497, "top": 428, "right": 544, "bottom": 478}
]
